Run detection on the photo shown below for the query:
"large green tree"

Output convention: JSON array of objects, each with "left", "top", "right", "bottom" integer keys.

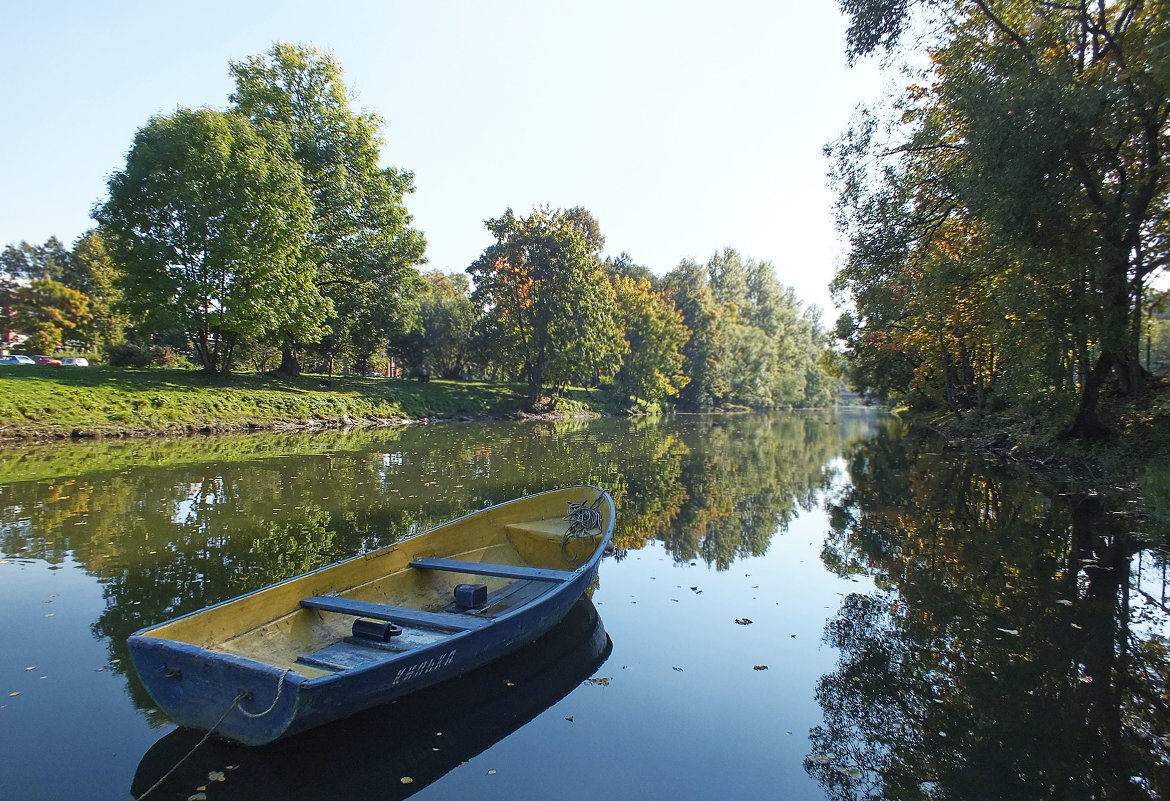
[
  {"left": 95, "top": 108, "right": 325, "bottom": 373},
  {"left": 833, "top": 0, "right": 1170, "bottom": 434},
  {"left": 468, "top": 206, "right": 624, "bottom": 410},
  {"left": 229, "top": 43, "right": 426, "bottom": 376}
]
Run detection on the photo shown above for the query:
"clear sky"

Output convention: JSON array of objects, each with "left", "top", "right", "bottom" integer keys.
[{"left": 1, "top": 0, "right": 883, "bottom": 316}]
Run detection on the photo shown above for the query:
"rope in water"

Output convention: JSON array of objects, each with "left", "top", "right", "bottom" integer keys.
[
  {"left": 134, "top": 667, "right": 292, "bottom": 800},
  {"left": 133, "top": 692, "right": 245, "bottom": 801}
]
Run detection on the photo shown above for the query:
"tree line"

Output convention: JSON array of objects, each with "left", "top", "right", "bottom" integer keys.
[
  {"left": 1, "top": 43, "right": 836, "bottom": 412},
  {"left": 829, "top": 0, "right": 1169, "bottom": 436}
]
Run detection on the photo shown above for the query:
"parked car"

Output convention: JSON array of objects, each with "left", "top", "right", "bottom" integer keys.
[
  {"left": 34, "top": 355, "right": 63, "bottom": 365},
  {"left": 61, "top": 357, "right": 89, "bottom": 366},
  {"left": 0, "top": 354, "right": 35, "bottom": 365}
]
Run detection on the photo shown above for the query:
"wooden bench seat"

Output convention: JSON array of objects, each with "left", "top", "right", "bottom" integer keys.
[
  {"left": 410, "top": 556, "right": 575, "bottom": 583},
  {"left": 300, "top": 596, "right": 492, "bottom": 632}
]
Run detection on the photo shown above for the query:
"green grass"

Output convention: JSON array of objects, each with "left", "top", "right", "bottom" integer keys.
[{"left": 0, "top": 366, "right": 538, "bottom": 439}]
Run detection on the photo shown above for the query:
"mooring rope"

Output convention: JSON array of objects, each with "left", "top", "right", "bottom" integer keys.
[
  {"left": 134, "top": 691, "right": 246, "bottom": 801},
  {"left": 135, "top": 667, "right": 291, "bottom": 800},
  {"left": 237, "top": 668, "right": 292, "bottom": 718}
]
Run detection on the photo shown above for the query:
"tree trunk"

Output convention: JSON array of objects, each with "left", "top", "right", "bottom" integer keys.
[
  {"left": 1070, "top": 351, "right": 1114, "bottom": 438},
  {"left": 277, "top": 336, "right": 301, "bottom": 377}
]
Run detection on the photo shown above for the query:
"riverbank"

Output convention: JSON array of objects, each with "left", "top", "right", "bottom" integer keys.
[
  {"left": 0, "top": 367, "right": 606, "bottom": 441},
  {"left": 905, "top": 377, "right": 1170, "bottom": 528}
]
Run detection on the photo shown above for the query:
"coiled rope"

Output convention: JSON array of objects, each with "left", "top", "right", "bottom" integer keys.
[{"left": 562, "top": 495, "right": 604, "bottom": 560}]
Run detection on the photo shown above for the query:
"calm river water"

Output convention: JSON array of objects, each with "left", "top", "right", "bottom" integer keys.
[{"left": 0, "top": 411, "right": 1166, "bottom": 800}]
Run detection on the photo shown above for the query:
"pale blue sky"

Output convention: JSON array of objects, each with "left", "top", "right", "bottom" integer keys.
[{"left": 1, "top": 0, "right": 882, "bottom": 314}]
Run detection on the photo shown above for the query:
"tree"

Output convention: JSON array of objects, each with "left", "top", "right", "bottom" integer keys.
[
  {"left": 611, "top": 273, "right": 690, "bottom": 405},
  {"left": 230, "top": 43, "right": 426, "bottom": 376},
  {"left": 69, "top": 230, "right": 127, "bottom": 349},
  {"left": 0, "top": 238, "right": 70, "bottom": 283},
  {"left": 95, "top": 108, "right": 325, "bottom": 373},
  {"left": 833, "top": 0, "right": 1170, "bottom": 435},
  {"left": 15, "top": 278, "right": 90, "bottom": 354},
  {"left": 663, "top": 258, "right": 726, "bottom": 410},
  {"left": 414, "top": 271, "right": 476, "bottom": 378},
  {"left": 468, "top": 206, "right": 624, "bottom": 410}
]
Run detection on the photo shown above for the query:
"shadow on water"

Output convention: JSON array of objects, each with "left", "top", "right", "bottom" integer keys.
[
  {"left": 809, "top": 426, "right": 1170, "bottom": 800},
  {"left": 131, "top": 597, "right": 611, "bottom": 801}
]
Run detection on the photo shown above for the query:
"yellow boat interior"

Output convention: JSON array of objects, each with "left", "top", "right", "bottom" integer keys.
[{"left": 137, "top": 489, "right": 611, "bottom": 679}]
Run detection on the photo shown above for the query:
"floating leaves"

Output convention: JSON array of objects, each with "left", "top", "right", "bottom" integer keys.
[
  {"left": 565, "top": 715, "right": 574, "bottom": 722},
  {"left": 400, "top": 777, "right": 413, "bottom": 785},
  {"left": 735, "top": 618, "right": 753, "bottom": 625},
  {"left": 996, "top": 628, "right": 1020, "bottom": 636},
  {"left": 586, "top": 676, "right": 611, "bottom": 686},
  {"left": 753, "top": 665, "right": 769, "bottom": 671},
  {"left": 672, "top": 666, "right": 684, "bottom": 672}
]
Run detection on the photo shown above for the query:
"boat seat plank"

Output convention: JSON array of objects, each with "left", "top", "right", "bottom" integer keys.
[
  {"left": 300, "top": 596, "right": 491, "bottom": 632},
  {"left": 411, "top": 557, "right": 575, "bottom": 583}
]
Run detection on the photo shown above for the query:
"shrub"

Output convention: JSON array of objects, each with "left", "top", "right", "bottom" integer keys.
[{"left": 104, "top": 342, "right": 152, "bottom": 367}]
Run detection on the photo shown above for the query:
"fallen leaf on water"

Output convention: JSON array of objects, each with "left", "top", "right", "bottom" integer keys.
[
  {"left": 835, "top": 766, "right": 863, "bottom": 779},
  {"left": 997, "top": 628, "right": 1020, "bottom": 636},
  {"left": 809, "top": 754, "right": 834, "bottom": 765},
  {"left": 735, "top": 618, "right": 753, "bottom": 625},
  {"left": 487, "top": 769, "right": 497, "bottom": 775},
  {"left": 586, "top": 676, "right": 611, "bottom": 686},
  {"left": 400, "top": 777, "right": 413, "bottom": 785},
  {"left": 25, "top": 666, "right": 35, "bottom": 671},
  {"left": 753, "top": 665, "right": 769, "bottom": 671},
  {"left": 188, "top": 794, "right": 207, "bottom": 801},
  {"left": 9, "top": 692, "right": 19, "bottom": 697},
  {"left": 672, "top": 666, "right": 684, "bottom": 672},
  {"left": 504, "top": 680, "right": 515, "bottom": 687},
  {"left": 1056, "top": 599, "right": 1073, "bottom": 606},
  {"left": 565, "top": 716, "right": 574, "bottom": 722},
  {"left": 208, "top": 771, "right": 225, "bottom": 782}
]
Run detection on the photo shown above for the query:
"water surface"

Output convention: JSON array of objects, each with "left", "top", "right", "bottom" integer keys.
[{"left": 0, "top": 411, "right": 1165, "bottom": 800}]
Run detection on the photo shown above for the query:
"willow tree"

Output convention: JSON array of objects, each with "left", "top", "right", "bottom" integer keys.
[
  {"left": 468, "top": 206, "right": 624, "bottom": 410},
  {"left": 833, "top": 0, "right": 1170, "bottom": 434},
  {"left": 230, "top": 43, "right": 426, "bottom": 375}
]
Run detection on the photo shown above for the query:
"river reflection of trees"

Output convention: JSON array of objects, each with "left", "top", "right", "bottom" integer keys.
[
  {"left": 0, "top": 411, "right": 878, "bottom": 716},
  {"left": 813, "top": 427, "right": 1170, "bottom": 800}
]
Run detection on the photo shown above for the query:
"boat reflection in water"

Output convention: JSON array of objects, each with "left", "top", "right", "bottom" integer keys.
[{"left": 132, "top": 598, "right": 611, "bottom": 800}]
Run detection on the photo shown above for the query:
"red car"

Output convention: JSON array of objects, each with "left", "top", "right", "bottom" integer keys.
[{"left": 33, "top": 355, "right": 62, "bottom": 365}]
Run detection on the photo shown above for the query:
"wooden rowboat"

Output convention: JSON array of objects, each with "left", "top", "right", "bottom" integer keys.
[
  {"left": 132, "top": 598, "right": 611, "bottom": 799},
  {"left": 127, "top": 486, "right": 615, "bottom": 745}
]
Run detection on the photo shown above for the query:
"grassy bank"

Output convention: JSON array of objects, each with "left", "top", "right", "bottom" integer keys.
[{"left": 0, "top": 366, "right": 607, "bottom": 441}]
